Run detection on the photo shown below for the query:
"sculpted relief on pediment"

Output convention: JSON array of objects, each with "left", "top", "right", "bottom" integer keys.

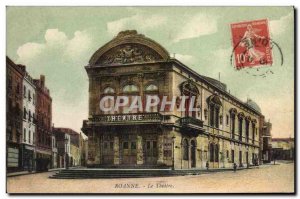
[{"left": 96, "top": 44, "right": 163, "bottom": 65}]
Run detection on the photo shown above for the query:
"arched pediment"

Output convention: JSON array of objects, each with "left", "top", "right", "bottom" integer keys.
[
  {"left": 207, "top": 95, "right": 222, "bottom": 106},
  {"left": 229, "top": 108, "right": 237, "bottom": 115},
  {"left": 238, "top": 112, "right": 245, "bottom": 119},
  {"left": 89, "top": 30, "right": 170, "bottom": 66},
  {"left": 180, "top": 81, "right": 199, "bottom": 95}
]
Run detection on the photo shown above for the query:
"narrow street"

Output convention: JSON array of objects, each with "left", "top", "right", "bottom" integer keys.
[{"left": 7, "top": 162, "right": 294, "bottom": 193}]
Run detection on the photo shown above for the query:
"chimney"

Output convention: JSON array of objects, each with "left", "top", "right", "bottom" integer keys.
[{"left": 40, "top": 75, "right": 45, "bottom": 87}]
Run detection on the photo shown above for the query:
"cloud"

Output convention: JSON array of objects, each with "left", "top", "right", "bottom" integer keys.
[
  {"left": 44, "top": 29, "right": 68, "bottom": 46},
  {"left": 16, "top": 28, "right": 93, "bottom": 133},
  {"left": 16, "top": 42, "right": 45, "bottom": 63},
  {"left": 270, "top": 12, "right": 293, "bottom": 36},
  {"left": 17, "top": 29, "right": 92, "bottom": 64},
  {"left": 107, "top": 14, "right": 167, "bottom": 36},
  {"left": 65, "top": 31, "right": 92, "bottom": 60},
  {"left": 173, "top": 13, "right": 218, "bottom": 42}
]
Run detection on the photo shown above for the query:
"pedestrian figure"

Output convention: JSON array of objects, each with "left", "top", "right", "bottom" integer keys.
[
  {"left": 233, "top": 162, "right": 237, "bottom": 172},
  {"left": 206, "top": 161, "right": 209, "bottom": 170}
]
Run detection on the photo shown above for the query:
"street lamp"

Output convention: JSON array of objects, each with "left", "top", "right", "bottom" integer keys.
[{"left": 171, "top": 136, "right": 176, "bottom": 170}]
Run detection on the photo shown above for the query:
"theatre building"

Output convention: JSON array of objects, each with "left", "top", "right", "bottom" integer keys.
[{"left": 82, "top": 30, "right": 263, "bottom": 169}]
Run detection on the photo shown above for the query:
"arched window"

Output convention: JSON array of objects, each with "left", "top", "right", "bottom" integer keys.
[
  {"left": 180, "top": 81, "right": 199, "bottom": 118},
  {"left": 123, "top": 84, "right": 139, "bottom": 93},
  {"left": 238, "top": 113, "right": 244, "bottom": 141},
  {"left": 103, "top": 87, "right": 115, "bottom": 94},
  {"left": 145, "top": 84, "right": 159, "bottom": 113},
  {"left": 229, "top": 108, "right": 237, "bottom": 139},
  {"left": 245, "top": 116, "right": 251, "bottom": 142},
  {"left": 252, "top": 119, "right": 257, "bottom": 144},
  {"left": 102, "top": 87, "right": 115, "bottom": 114},
  {"left": 207, "top": 95, "right": 222, "bottom": 128},
  {"left": 183, "top": 139, "right": 189, "bottom": 160},
  {"left": 122, "top": 84, "right": 139, "bottom": 113},
  {"left": 145, "top": 84, "right": 158, "bottom": 91}
]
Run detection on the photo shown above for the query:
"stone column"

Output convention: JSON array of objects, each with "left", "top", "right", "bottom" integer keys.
[
  {"left": 136, "top": 135, "right": 143, "bottom": 165},
  {"left": 157, "top": 134, "right": 164, "bottom": 165},
  {"left": 113, "top": 136, "right": 120, "bottom": 165}
]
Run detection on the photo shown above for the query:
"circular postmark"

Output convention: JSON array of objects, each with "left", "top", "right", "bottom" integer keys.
[{"left": 230, "top": 37, "right": 284, "bottom": 78}]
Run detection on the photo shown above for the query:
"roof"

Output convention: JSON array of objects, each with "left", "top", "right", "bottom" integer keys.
[
  {"left": 201, "top": 75, "right": 227, "bottom": 91},
  {"left": 245, "top": 98, "right": 261, "bottom": 113},
  {"left": 53, "top": 127, "right": 79, "bottom": 135}
]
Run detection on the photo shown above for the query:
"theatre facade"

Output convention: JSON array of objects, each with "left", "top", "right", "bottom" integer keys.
[{"left": 82, "top": 30, "right": 263, "bottom": 169}]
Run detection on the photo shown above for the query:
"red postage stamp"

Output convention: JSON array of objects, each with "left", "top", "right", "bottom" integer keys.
[{"left": 231, "top": 19, "right": 273, "bottom": 69}]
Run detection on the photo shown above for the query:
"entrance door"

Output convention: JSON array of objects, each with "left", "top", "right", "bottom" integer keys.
[
  {"left": 239, "top": 151, "right": 242, "bottom": 167},
  {"left": 121, "top": 140, "right": 137, "bottom": 165},
  {"left": 145, "top": 140, "right": 158, "bottom": 165},
  {"left": 191, "top": 140, "right": 196, "bottom": 168},
  {"left": 102, "top": 141, "right": 114, "bottom": 165},
  {"left": 246, "top": 152, "right": 249, "bottom": 166}
]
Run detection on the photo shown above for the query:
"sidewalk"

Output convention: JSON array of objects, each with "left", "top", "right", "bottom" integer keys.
[{"left": 7, "top": 167, "right": 81, "bottom": 177}]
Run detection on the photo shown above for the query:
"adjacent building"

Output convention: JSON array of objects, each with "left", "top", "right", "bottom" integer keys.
[
  {"left": 272, "top": 138, "right": 294, "bottom": 161},
  {"left": 262, "top": 120, "right": 272, "bottom": 163},
  {"left": 21, "top": 70, "right": 37, "bottom": 171},
  {"left": 51, "top": 133, "right": 58, "bottom": 168},
  {"left": 54, "top": 128, "right": 81, "bottom": 166},
  {"left": 82, "top": 30, "right": 263, "bottom": 169},
  {"left": 6, "top": 57, "right": 88, "bottom": 172},
  {"left": 80, "top": 132, "right": 88, "bottom": 166},
  {"left": 53, "top": 128, "right": 71, "bottom": 168},
  {"left": 34, "top": 75, "right": 53, "bottom": 171},
  {"left": 6, "top": 57, "right": 24, "bottom": 172}
]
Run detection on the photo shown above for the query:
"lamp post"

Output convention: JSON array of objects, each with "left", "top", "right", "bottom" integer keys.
[{"left": 171, "top": 136, "right": 176, "bottom": 170}]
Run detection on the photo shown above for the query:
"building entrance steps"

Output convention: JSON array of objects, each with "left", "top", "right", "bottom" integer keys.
[{"left": 50, "top": 166, "right": 260, "bottom": 179}]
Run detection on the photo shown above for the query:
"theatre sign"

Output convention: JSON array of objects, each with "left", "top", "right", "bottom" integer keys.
[{"left": 90, "top": 113, "right": 162, "bottom": 124}]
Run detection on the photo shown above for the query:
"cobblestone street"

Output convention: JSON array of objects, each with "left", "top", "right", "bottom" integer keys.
[{"left": 7, "top": 162, "right": 294, "bottom": 194}]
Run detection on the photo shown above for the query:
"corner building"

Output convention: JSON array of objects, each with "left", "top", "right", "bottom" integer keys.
[{"left": 82, "top": 30, "right": 262, "bottom": 169}]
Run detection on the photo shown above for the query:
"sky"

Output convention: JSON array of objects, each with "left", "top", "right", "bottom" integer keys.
[{"left": 6, "top": 7, "right": 294, "bottom": 138}]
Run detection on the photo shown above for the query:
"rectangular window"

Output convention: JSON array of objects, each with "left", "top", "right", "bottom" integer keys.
[
  {"left": 23, "top": 86, "right": 26, "bottom": 98},
  {"left": 131, "top": 142, "right": 136, "bottom": 150},
  {"left": 29, "top": 131, "right": 31, "bottom": 144},
  {"left": 209, "top": 105, "right": 214, "bottom": 126},
  {"left": 28, "top": 90, "right": 31, "bottom": 101},
  {"left": 23, "top": 108, "right": 27, "bottom": 119},
  {"left": 226, "top": 150, "right": 229, "bottom": 158},
  {"left": 226, "top": 115, "right": 229, "bottom": 125},
  {"left": 110, "top": 142, "right": 114, "bottom": 150},
  {"left": 123, "top": 142, "right": 128, "bottom": 149},
  {"left": 147, "top": 141, "right": 151, "bottom": 149},
  {"left": 23, "top": 128, "right": 26, "bottom": 142},
  {"left": 103, "top": 142, "right": 108, "bottom": 149},
  {"left": 153, "top": 141, "right": 157, "bottom": 149},
  {"left": 231, "top": 150, "right": 235, "bottom": 162}
]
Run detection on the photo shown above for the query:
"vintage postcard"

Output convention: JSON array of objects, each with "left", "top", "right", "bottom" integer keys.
[{"left": 6, "top": 6, "right": 295, "bottom": 194}]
